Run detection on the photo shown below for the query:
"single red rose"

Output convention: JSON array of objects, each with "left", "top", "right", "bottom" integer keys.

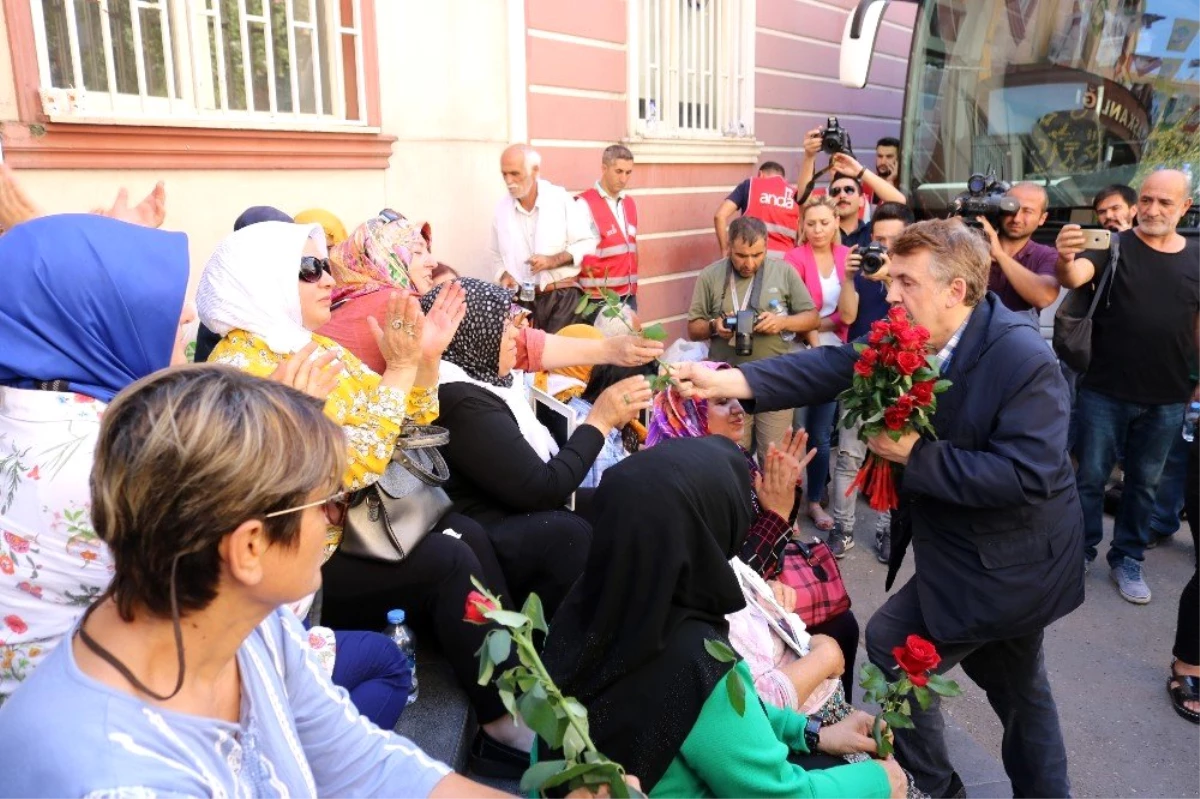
[
  {"left": 854, "top": 359, "right": 874, "bottom": 378},
  {"left": 883, "top": 405, "right": 910, "bottom": 431},
  {"left": 879, "top": 346, "right": 898, "bottom": 368},
  {"left": 870, "top": 319, "right": 890, "bottom": 336},
  {"left": 894, "top": 395, "right": 915, "bottom": 414},
  {"left": 464, "top": 590, "right": 496, "bottom": 624},
  {"left": 887, "top": 305, "right": 910, "bottom": 324},
  {"left": 895, "top": 326, "right": 925, "bottom": 351},
  {"left": 4, "top": 615, "right": 27, "bottom": 635},
  {"left": 859, "top": 348, "right": 879, "bottom": 366},
  {"left": 892, "top": 634, "right": 941, "bottom": 684},
  {"left": 912, "top": 325, "right": 932, "bottom": 347},
  {"left": 911, "top": 381, "right": 935, "bottom": 406},
  {"left": 867, "top": 330, "right": 885, "bottom": 346},
  {"left": 895, "top": 350, "right": 923, "bottom": 376}
]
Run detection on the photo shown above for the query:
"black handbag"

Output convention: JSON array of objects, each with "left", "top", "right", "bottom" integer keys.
[
  {"left": 339, "top": 425, "right": 452, "bottom": 562},
  {"left": 1052, "top": 236, "right": 1118, "bottom": 374}
]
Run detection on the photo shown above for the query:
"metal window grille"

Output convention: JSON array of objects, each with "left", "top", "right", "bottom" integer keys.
[
  {"left": 633, "top": 0, "right": 753, "bottom": 138},
  {"left": 30, "top": 0, "right": 368, "bottom": 125}
]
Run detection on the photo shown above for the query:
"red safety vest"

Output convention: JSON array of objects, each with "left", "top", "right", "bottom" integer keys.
[
  {"left": 745, "top": 175, "right": 799, "bottom": 253},
  {"left": 577, "top": 188, "right": 638, "bottom": 298}
]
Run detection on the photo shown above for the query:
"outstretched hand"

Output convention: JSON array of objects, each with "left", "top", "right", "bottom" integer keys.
[
  {"left": 420, "top": 280, "right": 467, "bottom": 362},
  {"left": 0, "top": 164, "right": 42, "bottom": 231},
  {"left": 269, "top": 341, "right": 344, "bottom": 401},
  {"left": 368, "top": 292, "right": 425, "bottom": 372},
  {"left": 93, "top": 182, "right": 167, "bottom": 228}
]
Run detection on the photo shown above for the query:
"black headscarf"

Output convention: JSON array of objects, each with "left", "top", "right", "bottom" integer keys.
[
  {"left": 420, "top": 277, "right": 513, "bottom": 388},
  {"left": 541, "top": 436, "right": 753, "bottom": 790},
  {"left": 232, "top": 205, "right": 292, "bottom": 231}
]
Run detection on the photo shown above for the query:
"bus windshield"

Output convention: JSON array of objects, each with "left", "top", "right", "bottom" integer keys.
[{"left": 903, "top": 0, "right": 1200, "bottom": 221}]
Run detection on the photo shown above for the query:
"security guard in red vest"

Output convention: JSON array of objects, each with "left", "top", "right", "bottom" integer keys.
[
  {"left": 577, "top": 144, "right": 639, "bottom": 313},
  {"left": 714, "top": 162, "right": 799, "bottom": 255}
]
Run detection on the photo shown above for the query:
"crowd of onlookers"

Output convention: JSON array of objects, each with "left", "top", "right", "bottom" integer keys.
[{"left": 0, "top": 118, "right": 1194, "bottom": 799}]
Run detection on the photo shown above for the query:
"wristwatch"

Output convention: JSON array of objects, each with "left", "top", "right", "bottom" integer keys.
[
  {"left": 709, "top": 318, "right": 719, "bottom": 337},
  {"left": 803, "top": 717, "right": 822, "bottom": 753}
]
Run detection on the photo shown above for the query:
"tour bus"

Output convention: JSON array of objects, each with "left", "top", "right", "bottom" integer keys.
[{"left": 839, "top": 0, "right": 1199, "bottom": 230}]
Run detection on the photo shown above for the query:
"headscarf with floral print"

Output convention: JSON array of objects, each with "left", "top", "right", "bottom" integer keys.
[{"left": 328, "top": 215, "right": 431, "bottom": 305}]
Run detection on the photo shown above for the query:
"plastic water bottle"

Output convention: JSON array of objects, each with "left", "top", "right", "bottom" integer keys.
[
  {"left": 767, "top": 298, "right": 795, "bottom": 342},
  {"left": 1183, "top": 401, "right": 1200, "bottom": 443},
  {"left": 385, "top": 609, "right": 419, "bottom": 705}
]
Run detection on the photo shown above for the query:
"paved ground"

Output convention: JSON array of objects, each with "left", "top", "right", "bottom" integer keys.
[{"left": 797, "top": 502, "right": 1200, "bottom": 799}]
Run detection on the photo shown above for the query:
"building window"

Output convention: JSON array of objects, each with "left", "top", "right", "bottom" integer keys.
[
  {"left": 631, "top": 0, "right": 755, "bottom": 140},
  {"left": 30, "top": 0, "right": 367, "bottom": 127}
]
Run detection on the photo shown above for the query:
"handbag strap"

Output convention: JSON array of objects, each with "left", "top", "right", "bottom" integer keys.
[
  {"left": 395, "top": 424, "right": 450, "bottom": 450},
  {"left": 1083, "top": 235, "right": 1119, "bottom": 320}
]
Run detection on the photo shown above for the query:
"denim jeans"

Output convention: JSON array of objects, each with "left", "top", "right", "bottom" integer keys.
[
  {"left": 1149, "top": 429, "right": 1190, "bottom": 537},
  {"left": 830, "top": 409, "right": 891, "bottom": 535},
  {"left": 1075, "top": 388, "right": 1184, "bottom": 567},
  {"left": 795, "top": 401, "right": 838, "bottom": 506}
]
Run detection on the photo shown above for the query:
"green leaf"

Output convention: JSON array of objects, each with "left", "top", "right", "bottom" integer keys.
[
  {"left": 926, "top": 673, "right": 963, "bottom": 697},
  {"left": 477, "top": 651, "right": 496, "bottom": 686},
  {"left": 726, "top": 669, "right": 747, "bottom": 716},
  {"left": 858, "top": 662, "right": 889, "bottom": 697},
  {"left": 912, "top": 685, "right": 933, "bottom": 710},
  {"left": 901, "top": 698, "right": 911, "bottom": 716},
  {"left": 522, "top": 593, "right": 549, "bottom": 636},
  {"left": 641, "top": 322, "right": 667, "bottom": 341},
  {"left": 519, "top": 759, "right": 568, "bottom": 794},
  {"left": 498, "top": 687, "right": 519, "bottom": 719},
  {"left": 887, "top": 428, "right": 903, "bottom": 442},
  {"left": 562, "top": 722, "right": 588, "bottom": 761},
  {"left": 872, "top": 715, "right": 892, "bottom": 757},
  {"left": 934, "top": 379, "right": 953, "bottom": 393},
  {"left": 603, "top": 306, "right": 622, "bottom": 318},
  {"left": 601, "top": 288, "right": 622, "bottom": 304},
  {"left": 487, "top": 629, "right": 512, "bottom": 666},
  {"left": 516, "top": 671, "right": 538, "bottom": 692},
  {"left": 704, "top": 639, "right": 737, "bottom": 663},
  {"left": 517, "top": 683, "right": 562, "bottom": 747},
  {"left": 882, "top": 710, "right": 915, "bottom": 730},
  {"left": 539, "top": 761, "right": 609, "bottom": 792},
  {"left": 563, "top": 697, "right": 589, "bottom": 721},
  {"left": 574, "top": 294, "right": 592, "bottom": 316},
  {"left": 486, "top": 609, "right": 531, "bottom": 629}
]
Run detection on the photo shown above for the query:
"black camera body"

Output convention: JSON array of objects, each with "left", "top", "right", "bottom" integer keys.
[
  {"left": 819, "top": 116, "right": 852, "bottom": 156},
  {"left": 860, "top": 242, "right": 889, "bottom": 276},
  {"left": 722, "top": 310, "right": 757, "bottom": 357},
  {"left": 951, "top": 170, "right": 1019, "bottom": 229}
]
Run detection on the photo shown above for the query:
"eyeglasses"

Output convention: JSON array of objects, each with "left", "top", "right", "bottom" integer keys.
[
  {"left": 299, "top": 256, "right": 332, "bottom": 283},
  {"left": 265, "top": 490, "right": 348, "bottom": 526},
  {"left": 378, "top": 208, "right": 403, "bottom": 223},
  {"left": 828, "top": 186, "right": 858, "bottom": 197}
]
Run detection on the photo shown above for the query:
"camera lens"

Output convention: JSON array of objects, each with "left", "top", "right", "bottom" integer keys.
[{"left": 967, "top": 173, "right": 987, "bottom": 195}]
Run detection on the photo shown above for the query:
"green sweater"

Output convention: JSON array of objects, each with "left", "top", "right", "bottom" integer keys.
[{"left": 650, "top": 662, "right": 891, "bottom": 799}]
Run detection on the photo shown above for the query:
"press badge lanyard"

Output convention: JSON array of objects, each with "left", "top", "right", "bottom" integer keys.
[{"left": 724, "top": 263, "right": 766, "bottom": 315}]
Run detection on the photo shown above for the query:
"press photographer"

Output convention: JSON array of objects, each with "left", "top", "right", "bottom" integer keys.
[
  {"left": 796, "top": 117, "right": 908, "bottom": 235},
  {"left": 688, "top": 216, "right": 818, "bottom": 459},
  {"left": 969, "top": 180, "right": 1060, "bottom": 315}
]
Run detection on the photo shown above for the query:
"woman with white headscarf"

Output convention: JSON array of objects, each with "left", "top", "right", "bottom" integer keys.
[{"left": 196, "top": 223, "right": 540, "bottom": 770}]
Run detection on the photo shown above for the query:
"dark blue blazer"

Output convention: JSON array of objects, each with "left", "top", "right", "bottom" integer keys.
[{"left": 742, "top": 293, "right": 1084, "bottom": 643}]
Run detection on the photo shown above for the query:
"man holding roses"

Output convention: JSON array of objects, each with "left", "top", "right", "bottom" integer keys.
[{"left": 673, "top": 218, "right": 1084, "bottom": 798}]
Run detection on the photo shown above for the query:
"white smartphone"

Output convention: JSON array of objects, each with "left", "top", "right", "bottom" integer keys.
[{"left": 1082, "top": 228, "right": 1112, "bottom": 250}]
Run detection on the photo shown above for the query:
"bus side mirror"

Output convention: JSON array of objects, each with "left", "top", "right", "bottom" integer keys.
[{"left": 839, "top": 0, "right": 895, "bottom": 88}]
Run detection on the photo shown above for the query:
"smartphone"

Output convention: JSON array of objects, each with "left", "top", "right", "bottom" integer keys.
[{"left": 1081, "top": 228, "right": 1112, "bottom": 250}]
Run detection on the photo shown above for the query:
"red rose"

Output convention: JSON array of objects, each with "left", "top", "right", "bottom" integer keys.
[
  {"left": 878, "top": 345, "right": 897, "bottom": 368},
  {"left": 892, "top": 634, "right": 941, "bottom": 686},
  {"left": 895, "top": 351, "right": 923, "bottom": 376},
  {"left": 883, "top": 405, "right": 910, "bottom": 431},
  {"left": 854, "top": 359, "right": 874, "bottom": 378},
  {"left": 895, "top": 326, "right": 926, "bottom": 351},
  {"left": 464, "top": 590, "right": 496, "bottom": 624},
  {"left": 912, "top": 326, "right": 932, "bottom": 347},
  {"left": 911, "top": 381, "right": 935, "bottom": 407},
  {"left": 894, "top": 395, "right": 915, "bottom": 414},
  {"left": 4, "top": 615, "right": 27, "bottom": 635},
  {"left": 887, "top": 305, "right": 910, "bottom": 325},
  {"left": 859, "top": 348, "right": 879, "bottom": 366}
]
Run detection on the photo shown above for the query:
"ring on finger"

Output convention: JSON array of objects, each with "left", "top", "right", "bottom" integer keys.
[{"left": 391, "top": 319, "right": 404, "bottom": 330}]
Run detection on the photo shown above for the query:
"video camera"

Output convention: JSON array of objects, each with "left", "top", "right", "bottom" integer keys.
[
  {"left": 722, "top": 310, "right": 757, "bottom": 357},
  {"left": 860, "top": 242, "right": 889, "bottom": 276},
  {"left": 950, "top": 169, "right": 1019, "bottom": 229},
  {"left": 819, "top": 116, "right": 853, "bottom": 156}
]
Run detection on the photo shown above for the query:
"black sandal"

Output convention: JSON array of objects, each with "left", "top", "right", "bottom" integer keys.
[{"left": 1168, "top": 661, "right": 1200, "bottom": 724}]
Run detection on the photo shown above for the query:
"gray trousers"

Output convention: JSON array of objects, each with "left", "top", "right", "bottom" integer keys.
[{"left": 865, "top": 580, "right": 1071, "bottom": 798}]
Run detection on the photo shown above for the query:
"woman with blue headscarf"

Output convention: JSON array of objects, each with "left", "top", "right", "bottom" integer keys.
[{"left": 0, "top": 214, "right": 193, "bottom": 703}]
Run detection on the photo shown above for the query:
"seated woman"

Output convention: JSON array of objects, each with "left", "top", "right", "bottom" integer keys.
[
  {"left": 542, "top": 436, "right": 905, "bottom": 799},
  {"left": 196, "top": 222, "right": 533, "bottom": 767},
  {"left": 0, "top": 366, "right": 520, "bottom": 797},
  {"left": 567, "top": 363, "right": 654, "bottom": 491},
  {"left": 427, "top": 278, "right": 651, "bottom": 614},
  {"left": 646, "top": 361, "right": 861, "bottom": 697}
]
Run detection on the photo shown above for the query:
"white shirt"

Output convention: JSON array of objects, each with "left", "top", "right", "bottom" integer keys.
[
  {"left": 817, "top": 270, "right": 843, "bottom": 347},
  {"left": 593, "top": 181, "right": 634, "bottom": 241},
  {"left": 490, "top": 179, "right": 599, "bottom": 289}
]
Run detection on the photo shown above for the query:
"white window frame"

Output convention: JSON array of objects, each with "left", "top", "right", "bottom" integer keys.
[
  {"left": 625, "top": 0, "right": 760, "bottom": 163},
  {"left": 28, "top": 0, "right": 373, "bottom": 132}
]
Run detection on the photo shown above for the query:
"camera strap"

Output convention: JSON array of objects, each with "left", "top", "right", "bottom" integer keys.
[
  {"left": 796, "top": 162, "right": 837, "bottom": 206},
  {"left": 723, "top": 261, "right": 767, "bottom": 314}
]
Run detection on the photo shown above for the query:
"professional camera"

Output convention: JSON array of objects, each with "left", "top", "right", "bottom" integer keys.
[
  {"left": 950, "top": 169, "right": 1019, "bottom": 229},
  {"left": 819, "top": 116, "right": 853, "bottom": 156},
  {"left": 722, "top": 309, "right": 757, "bottom": 357},
  {"left": 860, "top": 241, "right": 889, "bottom": 276}
]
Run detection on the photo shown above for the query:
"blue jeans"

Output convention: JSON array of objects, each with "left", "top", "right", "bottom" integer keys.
[
  {"left": 1075, "top": 388, "right": 1184, "bottom": 567},
  {"left": 796, "top": 401, "right": 838, "bottom": 506},
  {"left": 332, "top": 630, "right": 413, "bottom": 730},
  {"left": 1149, "top": 430, "right": 1190, "bottom": 537}
]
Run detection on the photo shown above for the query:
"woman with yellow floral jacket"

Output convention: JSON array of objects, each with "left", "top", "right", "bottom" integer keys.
[{"left": 196, "top": 222, "right": 538, "bottom": 766}]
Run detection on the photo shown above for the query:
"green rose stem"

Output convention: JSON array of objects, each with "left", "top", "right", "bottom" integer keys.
[{"left": 574, "top": 285, "right": 674, "bottom": 392}]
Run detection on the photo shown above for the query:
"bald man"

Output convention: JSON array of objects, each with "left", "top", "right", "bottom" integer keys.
[
  {"left": 1056, "top": 169, "right": 1199, "bottom": 604},
  {"left": 977, "top": 182, "right": 1061, "bottom": 314},
  {"left": 490, "top": 143, "right": 599, "bottom": 332}
]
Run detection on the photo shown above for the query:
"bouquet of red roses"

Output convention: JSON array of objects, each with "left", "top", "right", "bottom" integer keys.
[{"left": 837, "top": 305, "right": 950, "bottom": 511}]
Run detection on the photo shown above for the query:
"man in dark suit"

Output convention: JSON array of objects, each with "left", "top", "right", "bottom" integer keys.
[{"left": 673, "top": 218, "right": 1084, "bottom": 798}]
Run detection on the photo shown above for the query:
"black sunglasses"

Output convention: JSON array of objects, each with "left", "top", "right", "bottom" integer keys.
[
  {"left": 828, "top": 185, "right": 858, "bottom": 197},
  {"left": 378, "top": 208, "right": 403, "bottom": 223},
  {"left": 299, "top": 256, "right": 332, "bottom": 283}
]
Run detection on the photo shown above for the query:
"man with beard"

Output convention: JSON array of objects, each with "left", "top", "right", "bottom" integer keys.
[
  {"left": 977, "top": 182, "right": 1060, "bottom": 316},
  {"left": 1092, "top": 184, "right": 1137, "bottom": 232},
  {"left": 490, "top": 143, "right": 599, "bottom": 332},
  {"left": 1057, "top": 169, "right": 1199, "bottom": 603},
  {"left": 874, "top": 137, "right": 901, "bottom": 195}
]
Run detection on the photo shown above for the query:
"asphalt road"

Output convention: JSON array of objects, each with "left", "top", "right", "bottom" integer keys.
[{"left": 799, "top": 501, "right": 1200, "bottom": 799}]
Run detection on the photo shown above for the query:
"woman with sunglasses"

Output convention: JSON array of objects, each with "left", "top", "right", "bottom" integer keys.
[
  {"left": 0, "top": 366, "right": 555, "bottom": 798},
  {"left": 784, "top": 196, "right": 852, "bottom": 539},
  {"left": 197, "top": 222, "right": 539, "bottom": 771}
]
